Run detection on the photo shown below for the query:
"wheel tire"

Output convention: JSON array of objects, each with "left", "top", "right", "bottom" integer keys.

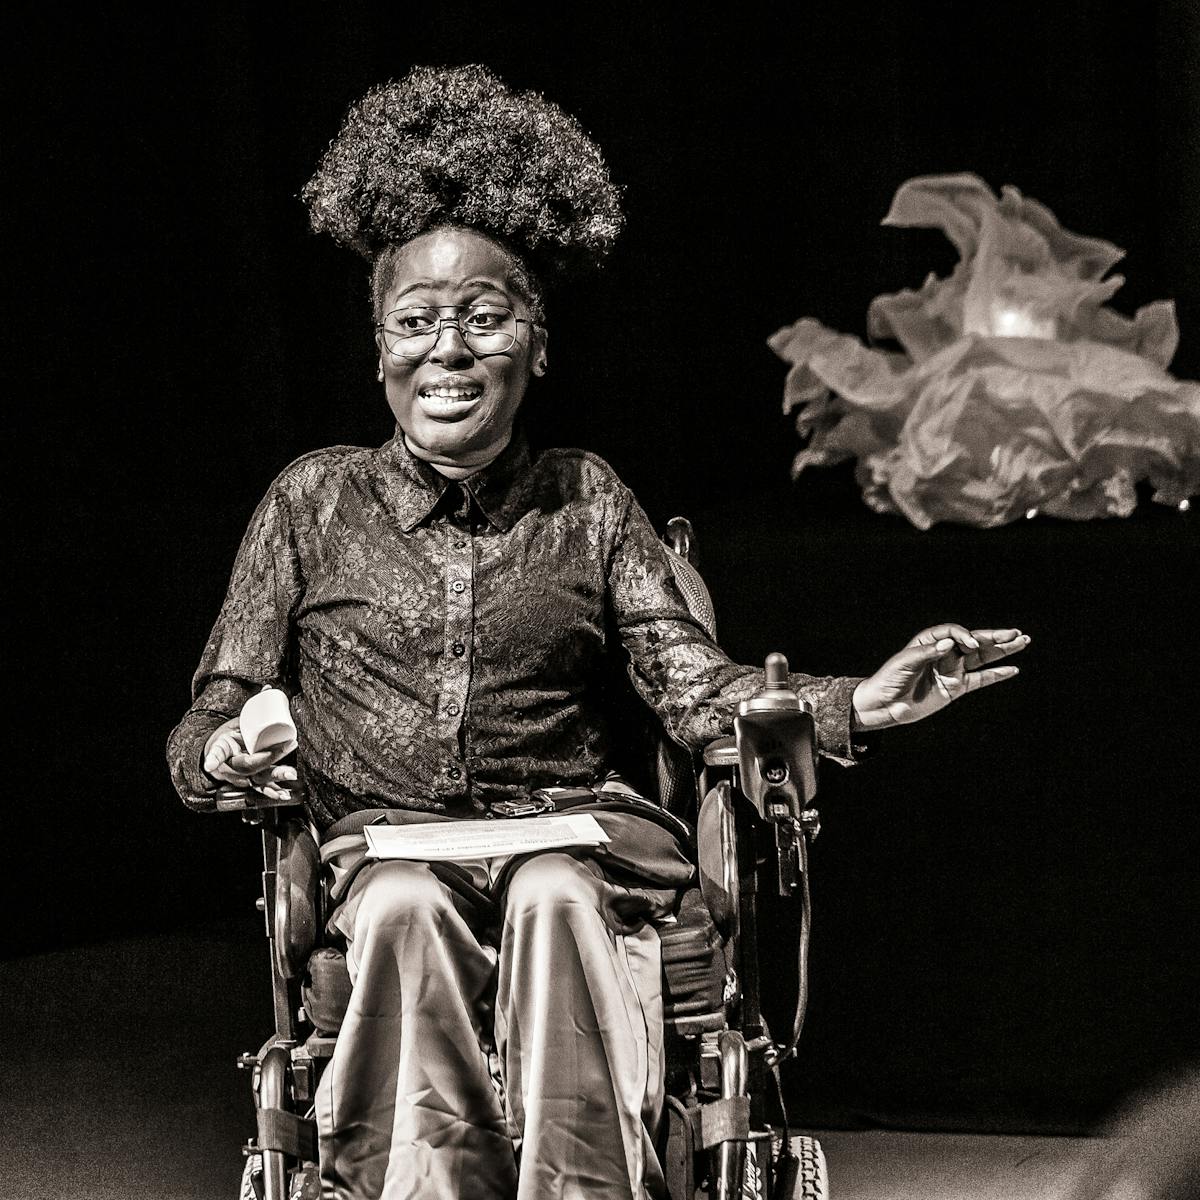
[
  {"left": 790, "top": 1135, "right": 829, "bottom": 1200},
  {"left": 239, "top": 1153, "right": 262, "bottom": 1200},
  {"left": 239, "top": 1153, "right": 318, "bottom": 1200}
]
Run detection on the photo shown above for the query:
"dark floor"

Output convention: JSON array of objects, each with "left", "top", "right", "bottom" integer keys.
[{"left": 4, "top": 926, "right": 1117, "bottom": 1200}]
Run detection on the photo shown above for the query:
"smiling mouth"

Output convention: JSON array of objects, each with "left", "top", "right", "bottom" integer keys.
[{"left": 419, "top": 383, "right": 483, "bottom": 403}]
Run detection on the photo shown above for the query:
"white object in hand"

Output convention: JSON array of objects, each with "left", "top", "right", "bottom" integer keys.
[{"left": 240, "top": 687, "right": 298, "bottom": 757}]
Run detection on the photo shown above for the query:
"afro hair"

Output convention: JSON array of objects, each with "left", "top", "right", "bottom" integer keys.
[{"left": 302, "top": 65, "right": 624, "bottom": 311}]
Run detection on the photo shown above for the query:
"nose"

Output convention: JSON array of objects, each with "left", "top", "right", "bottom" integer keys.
[{"left": 428, "top": 321, "right": 474, "bottom": 368}]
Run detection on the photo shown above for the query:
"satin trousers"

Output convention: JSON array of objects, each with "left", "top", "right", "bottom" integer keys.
[{"left": 315, "top": 852, "right": 672, "bottom": 1200}]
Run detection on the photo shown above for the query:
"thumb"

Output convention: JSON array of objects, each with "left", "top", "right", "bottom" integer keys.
[{"left": 204, "top": 732, "right": 242, "bottom": 773}]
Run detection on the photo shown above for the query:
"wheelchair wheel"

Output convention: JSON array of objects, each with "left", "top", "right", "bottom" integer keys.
[
  {"left": 238, "top": 1154, "right": 260, "bottom": 1200},
  {"left": 239, "top": 1153, "right": 319, "bottom": 1200},
  {"left": 789, "top": 1135, "right": 828, "bottom": 1200}
]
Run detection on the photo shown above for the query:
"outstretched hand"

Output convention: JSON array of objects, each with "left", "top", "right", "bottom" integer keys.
[
  {"left": 202, "top": 716, "right": 299, "bottom": 801},
  {"left": 851, "top": 624, "right": 1030, "bottom": 731}
]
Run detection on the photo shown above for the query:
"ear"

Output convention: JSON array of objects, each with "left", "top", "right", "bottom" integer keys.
[
  {"left": 374, "top": 329, "right": 387, "bottom": 381},
  {"left": 531, "top": 326, "right": 549, "bottom": 377}
]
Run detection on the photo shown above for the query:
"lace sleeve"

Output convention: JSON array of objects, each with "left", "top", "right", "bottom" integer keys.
[
  {"left": 606, "top": 486, "right": 862, "bottom": 764},
  {"left": 165, "top": 482, "right": 306, "bottom": 809}
]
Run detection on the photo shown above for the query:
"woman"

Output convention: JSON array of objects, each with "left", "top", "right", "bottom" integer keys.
[{"left": 167, "top": 66, "right": 1027, "bottom": 1200}]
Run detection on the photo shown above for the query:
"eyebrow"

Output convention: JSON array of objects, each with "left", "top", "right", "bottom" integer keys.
[{"left": 392, "top": 277, "right": 510, "bottom": 300}]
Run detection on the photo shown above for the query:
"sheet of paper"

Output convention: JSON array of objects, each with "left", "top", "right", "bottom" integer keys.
[
  {"left": 364, "top": 814, "right": 610, "bottom": 862},
  {"left": 239, "top": 687, "right": 297, "bottom": 756}
]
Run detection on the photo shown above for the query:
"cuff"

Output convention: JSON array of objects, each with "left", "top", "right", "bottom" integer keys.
[
  {"left": 166, "top": 709, "right": 230, "bottom": 813},
  {"left": 805, "top": 674, "right": 872, "bottom": 767}
]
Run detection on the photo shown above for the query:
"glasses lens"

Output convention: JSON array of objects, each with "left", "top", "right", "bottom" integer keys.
[
  {"left": 382, "top": 307, "right": 439, "bottom": 358},
  {"left": 381, "top": 305, "right": 518, "bottom": 358},
  {"left": 461, "top": 305, "right": 516, "bottom": 353}
]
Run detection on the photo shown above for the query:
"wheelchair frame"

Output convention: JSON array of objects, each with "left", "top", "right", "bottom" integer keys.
[{"left": 218, "top": 521, "right": 830, "bottom": 1200}]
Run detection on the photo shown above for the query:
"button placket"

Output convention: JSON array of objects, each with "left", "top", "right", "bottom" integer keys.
[{"left": 439, "top": 521, "right": 474, "bottom": 781}]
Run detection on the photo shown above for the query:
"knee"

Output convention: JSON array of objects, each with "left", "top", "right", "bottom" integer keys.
[
  {"left": 504, "top": 853, "right": 598, "bottom": 921},
  {"left": 353, "top": 861, "right": 456, "bottom": 934}
]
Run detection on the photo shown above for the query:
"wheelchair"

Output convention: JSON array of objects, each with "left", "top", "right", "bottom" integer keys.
[{"left": 216, "top": 519, "right": 831, "bottom": 1200}]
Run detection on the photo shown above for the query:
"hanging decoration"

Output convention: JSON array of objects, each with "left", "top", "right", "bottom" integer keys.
[{"left": 769, "top": 173, "right": 1200, "bottom": 528}]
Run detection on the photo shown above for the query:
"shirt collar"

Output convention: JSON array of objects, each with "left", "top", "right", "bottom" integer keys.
[{"left": 377, "top": 426, "right": 534, "bottom": 533}]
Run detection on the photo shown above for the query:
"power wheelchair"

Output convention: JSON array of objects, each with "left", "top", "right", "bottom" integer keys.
[{"left": 217, "top": 519, "right": 831, "bottom": 1200}]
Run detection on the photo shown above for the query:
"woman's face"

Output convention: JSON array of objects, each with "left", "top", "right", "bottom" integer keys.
[{"left": 376, "top": 227, "right": 546, "bottom": 472}]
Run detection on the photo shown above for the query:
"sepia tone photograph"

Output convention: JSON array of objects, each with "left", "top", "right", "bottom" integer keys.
[{"left": 5, "top": 2, "right": 1198, "bottom": 1198}]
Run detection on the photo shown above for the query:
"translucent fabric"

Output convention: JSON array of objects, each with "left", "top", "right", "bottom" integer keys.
[{"left": 769, "top": 173, "right": 1200, "bottom": 529}]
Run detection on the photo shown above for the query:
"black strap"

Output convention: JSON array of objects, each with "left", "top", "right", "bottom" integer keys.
[
  {"left": 770, "top": 1059, "right": 792, "bottom": 1159},
  {"left": 256, "top": 1107, "right": 318, "bottom": 1162},
  {"left": 783, "top": 850, "right": 813, "bottom": 1061},
  {"left": 699, "top": 1095, "right": 751, "bottom": 1149},
  {"left": 549, "top": 784, "right": 695, "bottom": 849}
]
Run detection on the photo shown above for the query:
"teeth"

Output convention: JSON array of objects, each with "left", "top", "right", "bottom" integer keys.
[{"left": 421, "top": 385, "right": 481, "bottom": 400}]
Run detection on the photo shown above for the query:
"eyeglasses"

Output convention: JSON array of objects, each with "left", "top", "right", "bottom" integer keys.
[{"left": 375, "top": 304, "right": 535, "bottom": 359}]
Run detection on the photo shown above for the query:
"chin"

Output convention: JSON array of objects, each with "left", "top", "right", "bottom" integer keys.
[{"left": 406, "top": 418, "right": 486, "bottom": 462}]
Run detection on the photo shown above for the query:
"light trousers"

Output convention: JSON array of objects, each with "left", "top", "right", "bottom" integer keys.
[{"left": 315, "top": 852, "right": 671, "bottom": 1200}]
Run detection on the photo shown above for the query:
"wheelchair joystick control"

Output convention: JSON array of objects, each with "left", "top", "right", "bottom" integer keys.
[
  {"left": 734, "top": 654, "right": 821, "bottom": 898},
  {"left": 734, "top": 654, "right": 817, "bottom": 817},
  {"left": 764, "top": 651, "right": 788, "bottom": 691},
  {"left": 741, "top": 653, "right": 801, "bottom": 712}
]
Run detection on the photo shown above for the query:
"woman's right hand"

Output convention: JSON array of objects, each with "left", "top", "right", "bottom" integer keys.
[{"left": 202, "top": 717, "right": 299, "bottom": 800}]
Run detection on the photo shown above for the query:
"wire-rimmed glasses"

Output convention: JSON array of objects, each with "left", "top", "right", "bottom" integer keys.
[{"left": 375, "top": 304, "right": 534, "bottom": 359}]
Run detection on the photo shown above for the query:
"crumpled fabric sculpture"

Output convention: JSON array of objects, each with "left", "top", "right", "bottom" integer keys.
[{"left": 768, "top": 172, "right": 1200, "bottom": 529}]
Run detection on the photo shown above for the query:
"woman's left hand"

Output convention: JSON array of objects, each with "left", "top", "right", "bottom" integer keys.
[{"left": 851, "top": 624, "right": 1030, "bottom": 731}]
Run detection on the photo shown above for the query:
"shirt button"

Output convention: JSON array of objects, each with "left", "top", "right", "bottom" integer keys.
[
  {"left": 454, "top": 539, "right": 467, "bottom": 550},
  {"left": 451, "top": 580, "right": 466, "bottom": 594},
  {"left": 445, "top": 702, "right": 460, "bottom": 717},
  {"left": 446, "top": 766, "right": 462, "bottom": 780},
  {"left": 452, "top": 641, "right": 466, "bottom": 657}
]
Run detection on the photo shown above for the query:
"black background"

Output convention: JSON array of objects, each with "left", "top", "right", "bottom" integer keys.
[{"left": 7, "top": 0, "right": 1199, "bottom": 1134}]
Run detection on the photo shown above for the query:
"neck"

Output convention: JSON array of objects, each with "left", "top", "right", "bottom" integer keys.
[{"left": 403, "top": 431, "right": 510, "bottom": 481}]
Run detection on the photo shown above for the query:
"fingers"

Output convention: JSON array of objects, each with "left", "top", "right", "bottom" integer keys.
[
  {"left": 229, "top": 749, "right": 282, "bottom": 775},
  {"left": 914, "top": 637, "right": 958, "bottom": 661},
  {"left": 963, "top": 664, "right": 1020, "bottom": 692},
  {"left": 254, "top": 782, "right": 300, "bottom": 801},
  {"left": 974, "top": 628, "right": 1022, "bottom": 644},
  {"left": 209, "top": 761, "right": 251, "bottom": 787},
  {"left": 889, "top": 638, "right": 960, "bottom": 674},
  {"left": 250, "top": 764, "right": 298, "bottom": 786},
  {"left": 249, "top": 764, "right": 301, "bottom": 801},
  {"left": 970, "top": 629, "right": 1031, "bottom": 665},
  {"left": 908, "top": 624, "right": 978, "bottom": 652},
  {"left": 908, "top": 624, "right": 1030, "bottom": 670}
]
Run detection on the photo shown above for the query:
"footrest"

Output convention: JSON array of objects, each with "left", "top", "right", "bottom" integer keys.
[
  {"left": 256, "top": 1107, "right": 318, "bottom": 1162},
  {"left": 699, "top": 1095, "right": 751, "bottom": 1149}
]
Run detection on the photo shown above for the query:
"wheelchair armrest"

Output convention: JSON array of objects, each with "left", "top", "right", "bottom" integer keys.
[
  {"left": 702, "top": 736, "right": 738, "bottom": 770},
  {"left": 214, "top": 786, "right": 306, "bottom": 814}
]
